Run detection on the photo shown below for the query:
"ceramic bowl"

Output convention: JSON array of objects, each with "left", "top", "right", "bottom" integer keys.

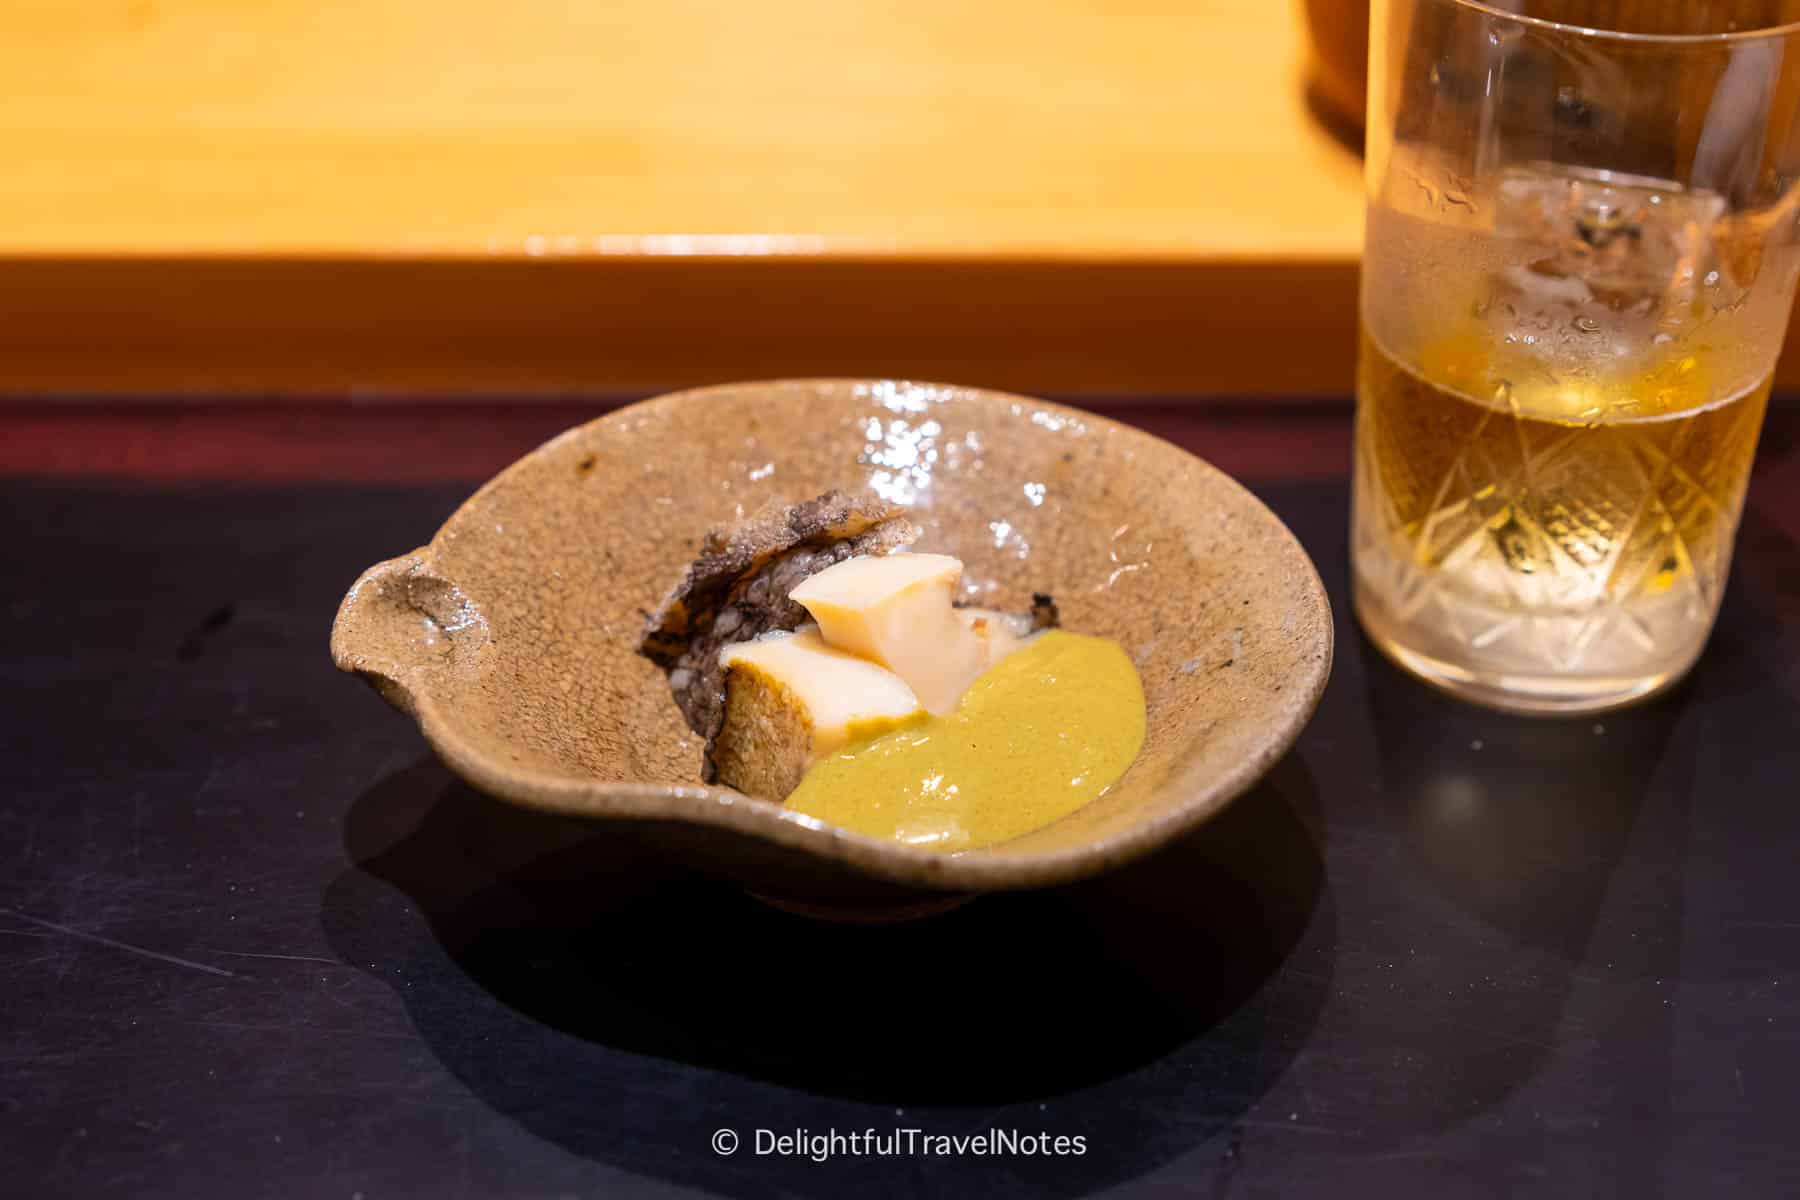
[{"left": 331, "top": 380, "right": 1332, "bottom": 917}]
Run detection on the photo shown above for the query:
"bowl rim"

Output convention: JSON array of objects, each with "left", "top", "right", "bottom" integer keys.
[{"left": 331, "top": 378, "right": 1334, "bottom": 891}]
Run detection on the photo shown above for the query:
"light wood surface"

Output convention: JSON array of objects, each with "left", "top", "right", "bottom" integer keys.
[
  {"left": 5, "top": 1, "right": 1362, "bottom": 257},
  {"left": 0, "top": 2, "right": 1362, "bottom": 395}
]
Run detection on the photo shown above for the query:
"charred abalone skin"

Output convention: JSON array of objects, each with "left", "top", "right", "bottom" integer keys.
[{"left": 638, "top": 491, "right": 917, "bottom": 770}]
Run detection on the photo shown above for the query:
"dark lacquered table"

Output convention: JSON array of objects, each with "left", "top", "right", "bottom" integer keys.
[{"left": 3, "top": 399, "right": 1796, "bottom": 1199}]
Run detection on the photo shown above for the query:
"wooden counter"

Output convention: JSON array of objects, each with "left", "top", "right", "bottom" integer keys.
[{"left": 0, "top": 1, "right": 1378, "bottom": 396}]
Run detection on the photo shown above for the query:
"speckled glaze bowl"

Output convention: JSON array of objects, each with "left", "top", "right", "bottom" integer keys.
[{"left": 332, "top": 380, "right": 1332, "bottom": 916}]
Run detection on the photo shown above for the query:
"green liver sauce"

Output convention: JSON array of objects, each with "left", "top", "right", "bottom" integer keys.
[{"left": 785, "top": 631, "right": 1146, "bottom": 851}]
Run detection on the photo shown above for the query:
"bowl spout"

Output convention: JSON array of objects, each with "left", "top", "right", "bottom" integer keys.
[{"left": 330, "top": 550, "right": 489, "bottom": 716}]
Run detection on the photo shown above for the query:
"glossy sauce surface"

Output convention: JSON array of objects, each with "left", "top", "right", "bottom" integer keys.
[{"left": 784, "top": 631, "right": 1146, "bottom": 851}]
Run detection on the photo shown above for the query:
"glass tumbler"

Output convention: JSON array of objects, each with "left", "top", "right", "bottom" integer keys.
[{"left": 1353, "top": 0, "right": 1800, "bottom": 713}]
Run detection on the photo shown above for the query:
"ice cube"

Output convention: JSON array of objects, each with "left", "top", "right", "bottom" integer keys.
[{"left": 1495, "top": 163, "right": 1725, "bottom": 308}]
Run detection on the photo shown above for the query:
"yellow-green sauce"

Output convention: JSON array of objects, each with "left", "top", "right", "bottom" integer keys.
[{"left": 784, "top": 631, "right": 1146, "bottom": 851}]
